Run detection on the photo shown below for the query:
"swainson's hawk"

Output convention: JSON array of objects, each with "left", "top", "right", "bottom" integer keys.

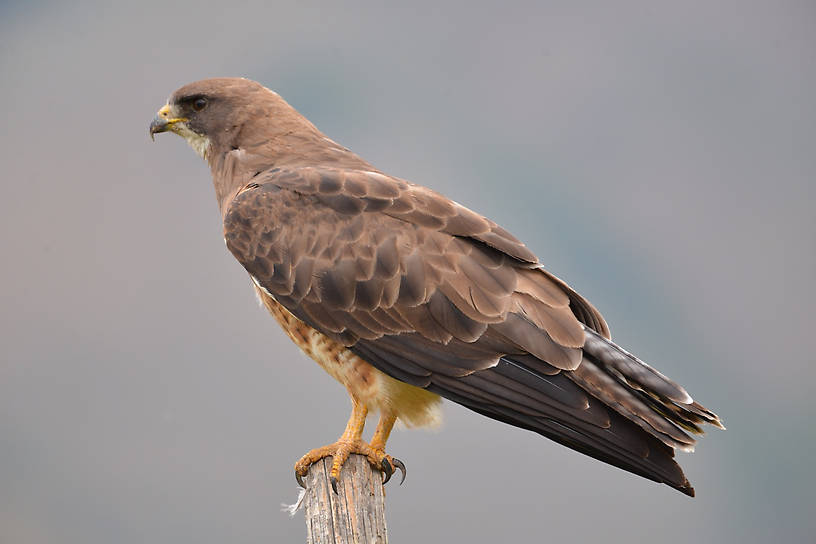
[{"left": 150, "top": 77, "right": 722, "bottom": 496}]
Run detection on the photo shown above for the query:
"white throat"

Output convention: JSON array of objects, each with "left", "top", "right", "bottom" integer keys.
[{"left": 173, "top": 122, "right": 211, "bottom": 159}]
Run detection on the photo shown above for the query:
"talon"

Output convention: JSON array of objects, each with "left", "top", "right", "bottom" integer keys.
[
  {"left": 296, "top": 471, "right": 306, "bottom": 489},
  {"left": 330, "top": 476, "right": 339, "bottom": 494},
  {"left": 381, "top": 457, "right": 393, "bottom": 484},
  {"left": 392, "top": 458, "right": 407, "bottom": 485}
]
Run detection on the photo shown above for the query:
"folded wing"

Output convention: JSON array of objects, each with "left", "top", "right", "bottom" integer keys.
[{"left": 223, "top": 167, "right": 721, "bottom": 496}]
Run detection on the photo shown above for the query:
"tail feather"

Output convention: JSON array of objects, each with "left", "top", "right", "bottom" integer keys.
[
  {"left": 569, "top": 357, "right": 697, "bottom": 451},
  {"left": 425, "top": 374, "right": 696, "bottom": 496},
  {"left": 579, "top": 326, "right": 724, "bottom": 448}
]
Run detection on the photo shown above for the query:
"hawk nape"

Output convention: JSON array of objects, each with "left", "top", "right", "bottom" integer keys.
[{"left": 150, "top": 77, "right": 722, "bottom": 496}]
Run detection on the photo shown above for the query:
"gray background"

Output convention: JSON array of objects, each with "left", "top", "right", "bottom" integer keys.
[{"left": 1, "top": 1, "right": 814, "bottom": 542}]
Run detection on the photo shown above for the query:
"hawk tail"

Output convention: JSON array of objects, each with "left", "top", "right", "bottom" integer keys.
[
  {"left": 440, "top": 371, "right": 700, "bottom": 496},
  {"left": 431, "top": 327, "right": 722, "bottom": 497},
  {"left": 578, "top": 327, "right": 724, "bottom": 447}
]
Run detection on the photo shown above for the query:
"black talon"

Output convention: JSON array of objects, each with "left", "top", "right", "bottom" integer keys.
[
  {"left": 296, "top": 471, "right": 306, "bottom": 489},
  {"left": 381, "top": 458, "right": 394, "bottom": 484},
  {"left": 330, "top": 476, "right": 339, "bottom": 494},
  {"left": 392, "top": 458, "right": 407, "bottom": 485}
]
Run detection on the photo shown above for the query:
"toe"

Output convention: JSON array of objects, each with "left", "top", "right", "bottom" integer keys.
[{"left": 329, "top": 446, "right": 354, "bottom": 484}]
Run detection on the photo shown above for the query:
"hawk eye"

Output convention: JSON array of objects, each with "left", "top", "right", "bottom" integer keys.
[{"left": 192, "top": 97, "right": 207, "bottom": 111}]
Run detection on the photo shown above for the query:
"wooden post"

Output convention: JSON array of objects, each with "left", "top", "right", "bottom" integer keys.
[{"left": 302, "top": 454, "right": 388, "bottom": 543}]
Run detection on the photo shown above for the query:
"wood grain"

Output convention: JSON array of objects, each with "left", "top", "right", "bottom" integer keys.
[{"left": 303, "top": 454, "right": 388, "bottom": 543}]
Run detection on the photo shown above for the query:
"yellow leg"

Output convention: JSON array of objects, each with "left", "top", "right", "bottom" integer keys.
[
  {"left": 370, "top": 412, "right": 396, "bottom": 450},
  {"left": 294, "top": 398, "right": 405, "bottom": 491},
  {"left": 339, "top": 396, "right": 368, "bottom": 441},
  {"left": 369, "top": 412, "right": 406, "bottom": 485}
]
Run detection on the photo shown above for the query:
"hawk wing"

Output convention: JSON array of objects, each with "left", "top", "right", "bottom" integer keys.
[{"left": 223, "top": 167, "right": 711, "bottom": 495}]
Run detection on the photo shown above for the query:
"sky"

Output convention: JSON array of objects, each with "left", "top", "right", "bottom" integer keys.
[{"left": 1, "top": 1, "right": 814, "bottom": 542}]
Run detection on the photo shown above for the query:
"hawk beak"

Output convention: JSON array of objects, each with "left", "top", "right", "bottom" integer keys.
[{"left": 149, "top": 104, "right": 188, "bottom": 141}]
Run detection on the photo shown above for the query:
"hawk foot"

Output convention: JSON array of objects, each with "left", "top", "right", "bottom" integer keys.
[{"left": 294, "top": 440, "right": 406, "bottom": 492}]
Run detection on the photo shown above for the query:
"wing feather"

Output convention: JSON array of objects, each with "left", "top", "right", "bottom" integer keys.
[{"left": 223, "top": 166, "right": 719, "bottom": 496}]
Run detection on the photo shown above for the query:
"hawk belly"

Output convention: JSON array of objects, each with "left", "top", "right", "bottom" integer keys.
[{"left": 253, "top": 284, "right": 442, "bottom": 429}]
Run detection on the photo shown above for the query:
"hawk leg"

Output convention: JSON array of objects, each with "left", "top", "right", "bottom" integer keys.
[
  {"left": 369, "top": 412, "right": 406, "bottom": 485},
  {"left": 294, "top": 396, "right": 405, "bottom": 492}
]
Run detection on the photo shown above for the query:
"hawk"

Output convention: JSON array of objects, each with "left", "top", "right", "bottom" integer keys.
[{"left": 150, "top": 77, "right": 722, "bottom": 496}]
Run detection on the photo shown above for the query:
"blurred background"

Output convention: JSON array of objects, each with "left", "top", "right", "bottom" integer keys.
[{"left": 1, "top": 1, "right": 814, "bottom": 542}]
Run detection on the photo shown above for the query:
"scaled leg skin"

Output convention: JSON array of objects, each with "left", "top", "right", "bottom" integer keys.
[
  {"left": 368, "top": 412, "right": 405, "bottom": 485},
  {"left": 294, "top": 397, "right": 405, "bottom": 492}
]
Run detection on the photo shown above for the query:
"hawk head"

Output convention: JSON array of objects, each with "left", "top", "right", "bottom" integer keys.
[{"left": 149, "top": 77, "right": 288, "bottom": 160}]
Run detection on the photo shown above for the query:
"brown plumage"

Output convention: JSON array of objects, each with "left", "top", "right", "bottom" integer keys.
[{"left": 150, "top": 77, "right": 722, "bottom": 496}]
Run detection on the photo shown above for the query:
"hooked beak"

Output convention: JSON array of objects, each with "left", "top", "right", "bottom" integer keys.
[{"left": 149, "top": 104, "right": 188, "bottom": 141}]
